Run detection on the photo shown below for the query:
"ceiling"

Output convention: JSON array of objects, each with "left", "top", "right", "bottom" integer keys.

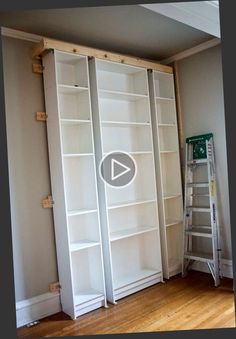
[
  {"left": 0, "top": 4, "right": 214, "bottom": 61},
  {"left": 141, "top": 1, "right": 220, "bottom": 37}
]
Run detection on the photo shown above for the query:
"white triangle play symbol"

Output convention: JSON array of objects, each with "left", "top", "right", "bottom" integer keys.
[{"left": 111, "top": 158, "right": 131, "bottom": 181}]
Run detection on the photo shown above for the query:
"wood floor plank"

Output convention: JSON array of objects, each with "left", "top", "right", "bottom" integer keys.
[{"left": 17, "top": 271, "right": 235, "bottom": 338}]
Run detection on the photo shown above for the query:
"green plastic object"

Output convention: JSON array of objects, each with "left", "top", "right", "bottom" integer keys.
[{"left": 186, "top": 133, "right": 213, "bottom": 160}]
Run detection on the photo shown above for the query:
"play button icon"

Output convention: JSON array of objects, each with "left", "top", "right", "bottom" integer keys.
[{"left": 100, "top": 151, "right": 137, "bottom": 188}]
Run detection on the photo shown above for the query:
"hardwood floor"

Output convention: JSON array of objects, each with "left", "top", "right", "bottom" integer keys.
[{"left": 17, "top": 271, "right": 235, "bottom": 338}]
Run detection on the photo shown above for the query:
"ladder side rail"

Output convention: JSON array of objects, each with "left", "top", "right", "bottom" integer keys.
[
  {"left": 209, "top": 138, "right": 222, "bottom": 278},
  {"left": 182, "top": 143, "right": 190, "bottom": 276},
  {"left": 207, "top": 138, "right": 220, "bottom": 286},
  {"left": 183, "top": 143, "right": 194, "bottom": 276}
]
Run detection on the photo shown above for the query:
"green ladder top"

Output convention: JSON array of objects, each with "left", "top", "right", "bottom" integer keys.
[{"left": 186, "top": 133, "right": 213, "bottom": 144}]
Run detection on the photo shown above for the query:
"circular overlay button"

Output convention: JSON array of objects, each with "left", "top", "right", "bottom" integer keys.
[{"left": 99, "top": 151, "right": 137, "bottom": 188}]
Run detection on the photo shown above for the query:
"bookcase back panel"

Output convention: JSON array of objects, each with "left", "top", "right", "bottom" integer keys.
[
  {"left": 159, "top": 127, "right": 178, "bottom": 152},
  {"left": 108, "top": 202, "right": 158, "bottom": 234},
  {"left": 63, "top": 157, "right": 97, "bottom": 211},
  {"left": 61, "top": 123, "right": 93, "bottom": 154},
  {"left": 154, "top": 72, "right": 175, "bottom": 99},
  {"left": 156, "top": 99, "right": 177, "bottom": 125},
  {"left": 106, "top": 154, "right": 156, "bottom": 206},
  {"left": 71, "top": 247, "right": 105, "bottom": 294},
  {"left": 166, "top": 224, "right": 182, "bottom": 271},
  {"left": 58, "top": 91, "right": 91, "bottom": 120},
  {"left": 96, "top": 60, "right": 148, "bottom": 95},
  {"left": 102, "top": 125, "right": 152, "bottom": 153},
  {"left": 56, "top": 54, "right": 88, "bottom": 87},
  {"left": 111, "top": 232, "right": 161, "bottom": 288},
  {"left": 68, "top": 213, "right": 100, "bottom": 243},
  {"left": 99, "top": 97, "right": 150, "bottom": 123},
  {"left": 164, "top": 197, "right": 183, "bottom": 225},
  {"left": 160, "top": 153, "right": 182, "bottom": 197}
]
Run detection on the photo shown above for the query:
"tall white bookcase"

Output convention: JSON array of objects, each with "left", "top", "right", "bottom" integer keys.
[
  {"left": 148, "top": 70, "right": 183, "bottom": 279},
  {"left": 42, "top": 50, "right": 107, "bottom": 319},
  {"left": 89, "top": 58, "right": 163, "bottom": 303}
]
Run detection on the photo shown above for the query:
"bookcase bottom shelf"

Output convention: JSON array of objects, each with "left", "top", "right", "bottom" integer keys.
[
  {"left": 74, "top": 290, "right": 104, "bottom": 306},
  {"left": 74, "top": 292, "right": 105, "bottom": 318},
  {"left": 114, "top": 269, "right": 162, "bottom": 301}
]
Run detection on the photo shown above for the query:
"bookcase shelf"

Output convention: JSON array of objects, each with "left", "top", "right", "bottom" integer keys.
[
  {"left": 110, "top": 226, "right": 157, "bottom": 242},
  {"left": 149, "top": 69, "right": 183, "bottom": 279},
  {"left": 89, "top": 58, "right": 163, "bottom": 303},
  {"left": 42, "top": 50, "right": 107, "bottom": 319}
]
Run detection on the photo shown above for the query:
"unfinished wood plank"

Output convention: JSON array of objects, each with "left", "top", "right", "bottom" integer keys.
[
  {"left": 42, "top": 195, "right": 54, "bottom": 209},
  {"left": 36, "top": 112, "right": 47, "bottom": 121},
  {"left": 173, "top": 61, "right": 184, "bottom": 150},
  {"left": 32, "top": 37, "right": 173, "bottom": 74},
  {"left": 32, "top": 63, "right": 44, "bottom": 74}
]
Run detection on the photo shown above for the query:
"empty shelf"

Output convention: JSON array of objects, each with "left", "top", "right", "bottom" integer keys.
[
  {"left": 67, "top": 209, "right": 97, "bottom": 216},
  {"left": 63, "top": 153, "right": 94, "bottom": 157},
  {"left": 74, "top": 290, "right": 104, "bottom": 306},
  {"left": 58, "top": 84, "right": 88, "bottom": 93},
  {"left": 108, "top": 199, "right": 156, "bottom": 210},
  {"left": 102, "top": 121, "right": 150, "bottom": 127},
  {"left": 156, "top": 96, "right": 175, "bottom": 101},
  {"left": 110, "top": 226, "right": 157, "bottom": 242},
  {"left": 158, "top": 123, "right": 176, "bottom": 127},
  {"left": 114, "top": 269, "right": 160, "bottom": 290},
  {"left": 60, "top": 119, "right": 91, "bottom": 125},
  {"left": 70, "top": 240, "right": 100, "bottom": 252},
  {"left": 99, "top": 89, "right": 148, "bottom": 101},
  {"left": 160, "top": 150, "right": 177, "bottom": 154},
  {"left": 103, "top": 151, "right": 152, "bottom": 156}
]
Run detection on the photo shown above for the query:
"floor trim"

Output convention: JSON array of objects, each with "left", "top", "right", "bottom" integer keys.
[{"left": 16, "top": 292, "right": 61, "bottom": 328}]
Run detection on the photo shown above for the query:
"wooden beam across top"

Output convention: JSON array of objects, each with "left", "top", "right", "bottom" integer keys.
[{"left": 32, "top": 37, "right": 173, "bottom": 74}]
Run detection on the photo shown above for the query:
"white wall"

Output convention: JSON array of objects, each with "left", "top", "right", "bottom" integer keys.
[
  {"left": 2, "top": 36, "right": 58, "bottom": 302},
  {"left": 177, "top": 44, "right": 232, "bottom": 260}
]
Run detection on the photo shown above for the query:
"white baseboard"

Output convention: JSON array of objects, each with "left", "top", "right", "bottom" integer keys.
[
  {"left": 16, "top": 292, "right": 61, "bottom": 328},
  {"left": 191, "top": 259, "right": 234, "bottom": 279}
]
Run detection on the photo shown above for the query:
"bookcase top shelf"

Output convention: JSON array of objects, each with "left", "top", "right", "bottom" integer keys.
[{"left": 32, "top": 37, "right": 173, "bottom": 74}]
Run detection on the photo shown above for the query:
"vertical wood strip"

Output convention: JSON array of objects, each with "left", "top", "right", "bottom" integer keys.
[{"left": 173, "top": 61, "right": 184, "bottom": 150}]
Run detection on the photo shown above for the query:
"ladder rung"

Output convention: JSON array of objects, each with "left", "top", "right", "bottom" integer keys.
[
  {"left": 187, "top": 159, "right": 209, "bottom": 165},
  {"left": 187, "top": 206, "right": 211, "bottom": 212},
  {"left": 185, "top": 227, "right": 212, "bottom": 238},
  {"left": 184, "top": 251, "right": 214, "bottom": 263},
  {"left": 190, "top": 225, "right": 212, "bottom": 229},
  {"left": 191, "top": 194, "right": 209, "bottom": 197},
  {"left": 187, "top": 182, "right": 209, "bottom": 188}
]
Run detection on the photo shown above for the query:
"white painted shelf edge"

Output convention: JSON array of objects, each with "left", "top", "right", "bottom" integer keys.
[{"left": 110, "top": 226, "right": 158, "bottom": 242}]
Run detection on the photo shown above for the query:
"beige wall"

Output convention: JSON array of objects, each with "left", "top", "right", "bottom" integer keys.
[
  {"left": 2, "top": 36, "right": 58, "bottom": 302},
  {"left": 177, "top": 44, "right": 232, "bottom": 260}
]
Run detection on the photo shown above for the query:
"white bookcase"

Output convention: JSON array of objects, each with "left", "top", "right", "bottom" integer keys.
[
  {"left": 42, "top": 50, "right": 107, "bottom": 319},
  {"left": 148, "top": 70, "right": 183, "bottom": 279},
  {"left": 89, "top": 58, "right": 163, "bottom": 303}
]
